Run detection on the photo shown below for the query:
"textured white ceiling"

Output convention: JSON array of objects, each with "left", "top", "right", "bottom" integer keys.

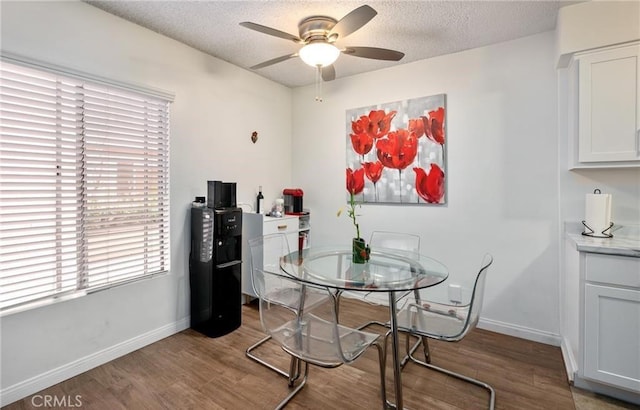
[{"left": 84, "top": 1, "right": 580, "bottom": 88}]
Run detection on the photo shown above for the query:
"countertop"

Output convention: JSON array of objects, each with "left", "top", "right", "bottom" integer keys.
[{"left": 566, "top": 222, "right": 640, "bottom": 258}]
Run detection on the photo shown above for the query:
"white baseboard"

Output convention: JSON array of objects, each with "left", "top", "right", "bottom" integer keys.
[
  {"left": 0, "top": 317, "right": 190, "bottom": 407},
  {"left": 478, "top": 317, "right": 562, "bottom": 346},
  {"left": 560, "top": 336, "right": 578, "bottom": 382}
]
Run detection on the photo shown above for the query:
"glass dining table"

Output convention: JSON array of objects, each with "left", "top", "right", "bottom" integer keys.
[{"left": 280, "top": 245, "right": 449, "bottom": 409}]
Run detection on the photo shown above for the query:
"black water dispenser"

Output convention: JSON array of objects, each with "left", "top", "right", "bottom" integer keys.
[{"left": 189, "top": 181, "right": 242, "bottom": 337}]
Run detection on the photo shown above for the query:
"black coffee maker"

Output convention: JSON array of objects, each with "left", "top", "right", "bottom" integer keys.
[{"left": 189, "top": 180, "right": 242, "bottom": 337}]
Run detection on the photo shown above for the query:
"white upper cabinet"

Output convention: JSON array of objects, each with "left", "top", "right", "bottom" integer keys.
[{"left": 569, "top": 42, "right": 640, "bottom": 168}]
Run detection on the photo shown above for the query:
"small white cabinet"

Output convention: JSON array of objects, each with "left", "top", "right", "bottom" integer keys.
[
  {"left": 569, "top": 42, "right": 640, "bottom": 168},
  {"left": 582, "top": 253, "right": 640, "bottom": 394},
  {"left": 241, "top": 213, "right": 303, "bottom": 300}
]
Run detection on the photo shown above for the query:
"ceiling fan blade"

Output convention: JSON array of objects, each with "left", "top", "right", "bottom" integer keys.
[
  {"left": 239, "top": 22, "right": 303, "bottom": 43},
  {"left": 342, "top": 46, "right": 405, "bottom": 61},
  {"left": 321, "top": 65, "right": 336, "bottom": 82},
  {"left": 328, "top": 5, "right": 377, "bottom": 40},
  {"left": 250, "top": 53, "right": 298, "bottom": 70}
]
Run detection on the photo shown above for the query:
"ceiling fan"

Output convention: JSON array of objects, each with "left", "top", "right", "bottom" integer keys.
[{"left": 239, "top": 5, "right": 405, "bottom": 82}]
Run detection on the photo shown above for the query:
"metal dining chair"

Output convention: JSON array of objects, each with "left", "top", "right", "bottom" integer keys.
[
  {"left": 394, "top": 253, "right": 496, "bottom": 409},
  {"left": 246, "top": 233, "right": 329, "bottom": 379},
  {"left": 252, "top": 263, "right": 388, "bottom": 409}
]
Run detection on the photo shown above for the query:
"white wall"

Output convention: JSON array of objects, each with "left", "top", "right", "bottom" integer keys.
[
  {"left": 0, "top": 1, "right": 292, "bottom": 403},
  {"left": 292, "top": 32, "right": 561, "bottom": 343}
]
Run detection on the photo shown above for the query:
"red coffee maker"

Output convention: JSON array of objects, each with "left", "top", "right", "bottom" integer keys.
[{"left": 283, "top": 188, "right": 304, "bottom": 214}]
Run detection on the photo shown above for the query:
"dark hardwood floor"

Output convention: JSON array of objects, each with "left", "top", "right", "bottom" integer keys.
[{"left": 4, "top": 299, "right": 576, "bottom": 409}]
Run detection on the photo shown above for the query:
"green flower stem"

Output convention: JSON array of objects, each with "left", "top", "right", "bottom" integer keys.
[{"left": 348, "top": 192, "right": 361, "bottom": 239}]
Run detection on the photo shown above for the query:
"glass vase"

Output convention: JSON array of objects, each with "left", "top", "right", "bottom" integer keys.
[{"left": 352, "top": 237, "right": 370, "bottom": 264}]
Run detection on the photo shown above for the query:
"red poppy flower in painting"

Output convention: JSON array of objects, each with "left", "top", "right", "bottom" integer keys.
[
  {"left": 366, "top": 110, "right": 396, "bottom": 139},
  {"left": 375, "top": 129, "right": 418, "bottom": 170},
  {"left": 423, "top": 107, "right": 445, "bottom": 145},
  {"left": 362, "top": 161, "right": 384, "bottom": 184},
  {"left": 408, "top": 117, "right": 425, "bottom": 138},
  {"left": 346, "top": 167, "right": 365, "bottom": 195},
  {"left": 351, "top": 115, "right": 370, "bottom": 135},
  {"left": 350, "top": 132, "right": 374, "bottom": 156},
  {"left": 362, "top": 161, "right": 384, "bottom": 202},
  {"left": 414, "top": 164, "right": 445, "bottom": 203}
]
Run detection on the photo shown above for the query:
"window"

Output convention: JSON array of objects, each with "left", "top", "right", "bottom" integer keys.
[{"left": 0, "top": 59, "right": 171, "bottom": 313}]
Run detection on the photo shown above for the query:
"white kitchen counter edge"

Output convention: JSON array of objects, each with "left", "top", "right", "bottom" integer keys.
[{"left": 565, "top": 222, "right": 640, "bottom": 258}]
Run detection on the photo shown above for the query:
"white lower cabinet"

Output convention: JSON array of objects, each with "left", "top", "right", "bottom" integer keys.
[
  {"left": 584, "top": 284, "right": 640, "bottom": 391},
  {"left": 241, "top": 213, "right": 300, "bottom": 300},
  {"left": 581, "top": 253, "right": 640, "bottom": 394}
]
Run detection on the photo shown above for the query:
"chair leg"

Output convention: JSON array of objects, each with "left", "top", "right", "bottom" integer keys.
[
  {"left": 407, "top": 344, "right": 496, "bottom": 410},
  {"left": 422, "top": 336, "right": 431, "bottom": 363},
  {"left": 275, "top": 359, "right": 309, "bottom": 410},
  {"left": 248, "top": 337, "right": 310, "bottom": 409},
  {"left": 399, "top": 330, "right": 431, "bottom": 365},
  {"left": 372, "top": 340, "right": 388, "bottom": 410},
  {"left": 246, "top": 334, "right": 295, "bottom": 380},
  {"left": 287, "top": 356, "right": 303, "bottom": 387},
  {"left": 330, "top": 292, "right": 389, "bottom": 409},
  {"left": 401, "top": 333, "right": 421, "bottom": 368}
]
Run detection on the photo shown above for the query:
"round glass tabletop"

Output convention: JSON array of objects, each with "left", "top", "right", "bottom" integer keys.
[{"left": 280, "top": 245, "right": 448, "bottom": 292}]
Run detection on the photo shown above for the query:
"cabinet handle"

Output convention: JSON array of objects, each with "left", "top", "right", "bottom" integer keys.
[{"left": 277, "top": 225, "right": 287, "bottom": 230}]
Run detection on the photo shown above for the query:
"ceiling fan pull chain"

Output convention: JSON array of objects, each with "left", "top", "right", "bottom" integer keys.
[{"left": 314, "top": 65, "right": 323, "bottom": 102}]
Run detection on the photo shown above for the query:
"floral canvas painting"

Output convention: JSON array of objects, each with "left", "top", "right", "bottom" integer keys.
[{"left": 346, "top": 94, "right": 446, "bottom": 205}]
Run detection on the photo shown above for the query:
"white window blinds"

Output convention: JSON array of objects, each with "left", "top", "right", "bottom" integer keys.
[{"left": 0, "top": 60, "right": 170, "bottom": 313}]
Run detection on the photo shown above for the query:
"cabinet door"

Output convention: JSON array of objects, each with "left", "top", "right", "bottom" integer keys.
[
  {"left": 578, "top": 43, "right": 640, "bottom": 163},
  {"left": 583, "top": 283, "right": 640, "bottom": 392}
]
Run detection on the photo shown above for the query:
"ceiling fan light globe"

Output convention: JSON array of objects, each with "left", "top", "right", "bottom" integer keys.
[{"left": 299, "top": 42, "right": 340, "bottom": 67}]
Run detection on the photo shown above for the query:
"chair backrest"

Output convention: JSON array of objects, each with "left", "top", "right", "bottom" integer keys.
[
  {"left": 398, "top": 253, "right": 492, "bottom": 342},
  {"left": 248, "top": 233, "right": 292, "bottom": 297},
  {"left": 252, "top": 266, "right": 302, "bottom": 329},
  {"left": 252, "top": 266, "right": 360, "bottom": 366},
  {"left": 248, "top": 232, "right": 291, "bottom": 274},
  {"left": 366, "top": 231, "right": 421, "bottom": 302},
  {"left": 460, "top": 253, "right": 493, "bottom": 337},
  {"left": 369, "top": 231, "right": 420, "bottom": 256}
]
